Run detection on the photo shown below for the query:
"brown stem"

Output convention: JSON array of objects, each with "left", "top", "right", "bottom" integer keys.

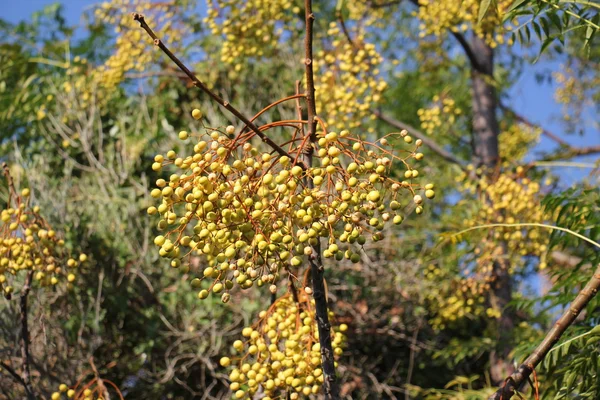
[
  {"left": 131, "top": 13, "right": 306, "bottom": 170},
  {"left": 303, "top": 0, "right": 340, "bottom": 398},
  {"left": 489, "top": 263, "right": 600, "bottom": 400},
  {"left": 19, "top": 271, "right": 36, "bottom": 400}
]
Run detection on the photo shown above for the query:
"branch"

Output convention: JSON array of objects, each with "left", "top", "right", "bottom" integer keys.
[
  {"left": 19, "top": 271, "right": 36, "bottom": 400},
  {"left": 451, "top": 31, "right": 485, "bottom": 72},
  {"left": 303, "top": 0, "right": 340, "bottom": 398},
  {"left": 407, "top": 0, "right": 484, "bottom": 72},
  {"left": 500, "top": 103, "right": 570, "bottom": 147},
  {"left": 489, "top": 262, "right": 600, "bottom": 400},
  {"left": 0, "top": 361, "right": 28, "bottom": 391},
  {"left": 375, "top": 111, "right": 466, "bottom": 167},
  {"left": 542, "top": 144, "right": 600, "bottom": 162},
  {"left": 501, "top": 103, "right": 600, "bottom": 160},
  {"left": 131, "top": 13, "right": 306, "bottom": 169}
]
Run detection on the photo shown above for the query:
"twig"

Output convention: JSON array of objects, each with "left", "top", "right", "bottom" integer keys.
[
  {"left": 488, "top": 263, "right": 600, "bottom": 400},
  {"left": 131, "top": 13, "right": 306, "bottom": 169},
  {"left": 375, "top": 111, "right": 466, "bottom": 167},
  {"left": 500, "top": 103, "right": 569, "bottom": 147},
  {"left": 0, "top": 361, "right": 28, "bottom": 391},
  {"left": 303, "top": 0, "right": 340, "bottom": 398},
  {"left": 500, "top": 103, "right": 600, "bottom": 160},
  {"left": 19, "top": 271, "right": 36, "bottom": 400}
]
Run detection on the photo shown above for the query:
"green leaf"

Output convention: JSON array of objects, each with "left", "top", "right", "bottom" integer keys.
[
  {"left": 502, "top": 0, "right": 529, "bottom": 22},
  {"left": 478, "top": 0, "right": 495, "bottom": 24},
  {"left": 533, "top": 37, "right": 554, "bottom": 63}
]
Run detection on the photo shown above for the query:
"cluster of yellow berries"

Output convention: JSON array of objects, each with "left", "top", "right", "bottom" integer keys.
[
  {"left": 344, "top": 1, "right": 385, "bottom": 22},
  {"left": 93, "top": 0, "right": 189, "bottom": 91},
  {"left": 474, "top": 172, "right": 548, "bottom": 266},
  {"left": 456, "top": 168, "right": 549, "bottom": 274},
  {"left": 0, "top": 187, "right": 87, "bottom": 297},
  {"left": 220, "top": 294, "right": 346, "bottom": 399},
  {"left": 416, "top": 0, "right": 513, "bottom": 47},
  {"left": 148, "top": 110, "right": 432, "bottom": 301},
  {"left": 205, "top": 0, "right": 298, "bottom": 65},
  {"left": 553, "top": 66, "right": 589, "bottom": 123},
  {"left": 51, "top": 383, "right": 108, "bottom": 400},
  {"left": 498, "top": 123, "right": 541, "bottom": 163},
  {"left": 417, "top": 95, "right": 463, "bottom": 136},
  {"left": 50, "top": 384, "right": 78, "bottom": 400},
  {"left": 424, "top": 265, "right": 490, "bottom": 330},
  {"left": 314, "top": 23, "right": 387, "bottom": 131}
]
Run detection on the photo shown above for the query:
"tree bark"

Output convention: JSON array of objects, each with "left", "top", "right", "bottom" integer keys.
[{"left": 470, "top": 35, "right": 500, "bottom": 170}]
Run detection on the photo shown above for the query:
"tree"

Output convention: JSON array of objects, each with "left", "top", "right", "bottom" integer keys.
[{"left": 1, "top": 0, "right": 599, "bottom": 399}]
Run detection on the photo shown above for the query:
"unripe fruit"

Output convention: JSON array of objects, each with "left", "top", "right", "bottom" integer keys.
[{"left": 192, "top": 109, "right": 202, "bottom": 120}]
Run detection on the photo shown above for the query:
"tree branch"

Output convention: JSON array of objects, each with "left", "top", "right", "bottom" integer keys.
[
  {"left": 131, "top": 13, "right": 306, "bottom": 169},
  {"left": 489, "top": 263, "right": 600, "bottom": 400},
  {"left": 451, "top": 31, "right": 485, "bottom": 72},
  {"left": 408, "top": 0, "right": 484, "bottom": 71},
  {"left": 0, "top": 361, "right": 28, "bottom": 391},
  {"left": 375, "top": 111, "right": 466, "bottom": 167},
  {"left": 303, "top": 0, "right": 340, "bottom": 398},
  {"left": 500, "top": 103, "right": 570, "bottom": 147},
  {"left": 19, "top": 271, "right": 36, "bottom": 400},
  {"left": 501, "top": 103, "right": 600, "bottom": 160}
]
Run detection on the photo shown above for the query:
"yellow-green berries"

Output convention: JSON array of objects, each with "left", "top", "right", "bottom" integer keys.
[
  {"left": 220, "top": 295, "right": 346, "bottom": 398},
  {"left": 148, "top": 126, "right": 433, "bottom": 301},
  {"left": 192, "top": 109, "right": 202, "bottom": 120}
]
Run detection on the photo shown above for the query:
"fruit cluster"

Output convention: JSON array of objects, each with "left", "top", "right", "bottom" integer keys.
[
  {"left": 498, "top": 123, "right": 541, "bottom": 163},
  {"left": 148, "top": 111, "right": 432, "bottom": 301},
  {"left": 469, "top": 171, "right": 549, "bottom": 267},
  {"left": 424, "top": 264, "right": 492, "bottom": 330},
  {"left": 51, "top": 382, "right": 116, "bottom": 400},
  {"left": 220, "top": 294, "right": 346, "bottom": 399},
  {"left": 315, "top": 23, "right": 387, "bottom": 131},
  {"left": 93, "top": 0, "right": 190, "bottom": 91},
  {"left": 417, "top": 95, "right": 463, "bottom": 136},
  {"left": 415, "top": 0, "right": 513, "bottom": 47},
  {"left": 205, "top": 0, "right": 298, "bottom": 65},
  {"left": 0, "top": 186, "right": 86, "bottom": 297}
]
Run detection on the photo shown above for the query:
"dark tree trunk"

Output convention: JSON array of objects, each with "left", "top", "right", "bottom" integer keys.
[
  {"left": 470, "top": 35, "right": 500, "bottom": 170},
  {"left": 469, "top": 34, "right": 514, "bottom": 384}
]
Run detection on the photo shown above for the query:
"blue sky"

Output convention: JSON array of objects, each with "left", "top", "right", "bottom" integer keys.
[{"left": 3, "top": 0, "right": 599, "bottom": 185}]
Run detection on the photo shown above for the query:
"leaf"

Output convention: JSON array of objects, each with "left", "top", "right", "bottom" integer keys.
[
  {"left": 532, "top": 21, "right": 542, "bottom": 40},
  {"left": 478, "top": 0, "right": 495, "bottom": 24},
  {"left": 533, "top": 37, "right": 554, "bottom": 63},
  {"left": 502, "top": 0, "right": 529, "bottom": 22}
]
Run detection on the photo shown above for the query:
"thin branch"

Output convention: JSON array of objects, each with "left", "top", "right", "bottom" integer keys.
[
  {"left": 131, "top": 13, "right": 306, "bottom": 169},
  {"left": 375, "top": 111, "right": 466, "bottom": 167},
  {"left": 303, "top": 0, "right": 340, "bottom": 398},
  {"left": 19, "top": 271, "right": 36, "bottom": 400},
  {"left": 0, "top": 361, "right": 28, "bottom": 390},
  {"left": 501, "top": 103, "right": 600, "bottom": 160},
  {"left": 500, "top": 103, "right": 570, "bottom": 147},
  {"left": 542, "top": 145, "right": 600, "bottom": 161},
  {"left": 489, "top": 262, "right": 600, "bottom": 400}
]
